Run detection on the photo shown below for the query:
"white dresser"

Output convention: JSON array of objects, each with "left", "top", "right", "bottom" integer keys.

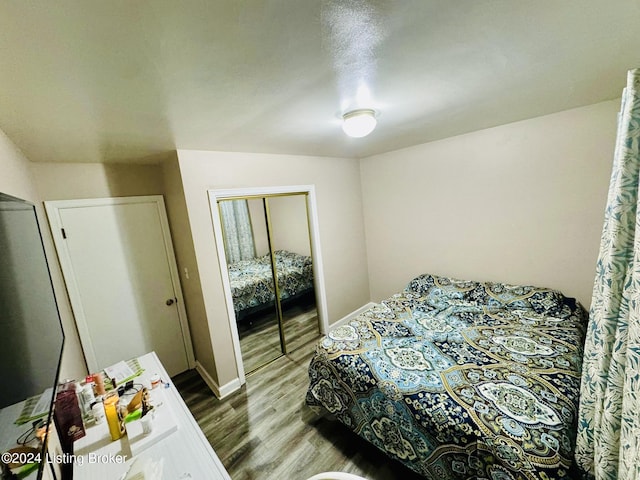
[{"left": 70, "top": 352, "right": 230, "bottom": 480}]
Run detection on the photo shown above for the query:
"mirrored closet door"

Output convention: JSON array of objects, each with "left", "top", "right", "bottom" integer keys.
[{"left": 217, "top": 192, "right": 320, "bottom": 374}]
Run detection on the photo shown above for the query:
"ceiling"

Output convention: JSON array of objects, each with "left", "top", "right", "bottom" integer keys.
[{"left": 1, "top": 1, "right": 639, "bottom": 164}]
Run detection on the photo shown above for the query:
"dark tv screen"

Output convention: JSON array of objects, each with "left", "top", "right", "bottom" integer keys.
[{"left": 0, "top": 192, "right": 65, "bottom": 478}]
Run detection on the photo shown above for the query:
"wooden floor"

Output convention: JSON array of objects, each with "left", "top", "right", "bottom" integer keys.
[
  {"left": 237, "top": 298, "right": 320, "bottom": 373},
  {"left": 173, "top": 338, "right": 425, "bottom": 480}
]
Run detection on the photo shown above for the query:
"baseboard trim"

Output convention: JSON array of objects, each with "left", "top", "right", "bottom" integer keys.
[
  {"left": 329, "top": 302, "right": 376, "bottom": 329},
  {"left": 193, "top": 303, "right": 377, "bottom": 397},
  {"left": 195, "top": 361, "right": 242, "bottom": 400}
]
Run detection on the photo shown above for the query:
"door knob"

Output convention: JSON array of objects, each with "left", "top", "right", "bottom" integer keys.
[{"left": 166, "top": 298, "right": 175, "bottom": 306}]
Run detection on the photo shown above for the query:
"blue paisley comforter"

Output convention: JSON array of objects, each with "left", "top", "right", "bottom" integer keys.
[
  {"left": 306, "top": 274, "right": 588, "bottom": 480},
  {"left": 229, "top": 250, "right": 313, "bottom": 316}
]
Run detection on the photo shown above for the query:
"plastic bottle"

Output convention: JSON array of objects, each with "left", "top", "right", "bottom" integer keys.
[
  {"left": 103, "top": 391, "right": 126, "bottom": 440},
  {"left": 79, "top": 384, "right": 96, "bottom": 425}
]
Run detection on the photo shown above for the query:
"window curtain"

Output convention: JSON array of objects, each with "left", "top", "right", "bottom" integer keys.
[
  {"left": 220, "top": 199, "right": 256, "bottom": 264},
  {"left": 575, "top": 68, "right": 640, "bottom": 480}
]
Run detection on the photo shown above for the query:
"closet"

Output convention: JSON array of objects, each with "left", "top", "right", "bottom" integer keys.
[{"left": 214, "top": 191, "right": 321, "bottom": 374}]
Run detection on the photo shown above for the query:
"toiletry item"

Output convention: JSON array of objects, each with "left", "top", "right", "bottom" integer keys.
[
  {"left": 79, "top": 384, "right": 96, "bottom": 424},
  {"left": 141, "top": 412, "right": 154, "bottom": 435},
  {"left": 141, "top": 388, "right": 153, "bottom": 417},
  {"left": 93, "top": 372, "right": 106, "bottom": 396},
  {"left": 103, "top": 391, "right": 126, "bottom": 440},
  {"left": 91, "top": 400, "right": 105, "bottom": 424},
  {"left": 150, "top": 374, "right": 161, "bottom": 389},
  {"left": 54, "top": 381, "right": 86, "bottom": 445}
]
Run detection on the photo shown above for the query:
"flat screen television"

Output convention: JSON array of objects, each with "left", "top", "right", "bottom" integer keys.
[{"left": 0, "top": 192, "right": 65, "bottom": 479}]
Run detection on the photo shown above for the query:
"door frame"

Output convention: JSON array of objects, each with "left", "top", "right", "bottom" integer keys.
[
  {"left": 45, "top": 195, "right": 195, "bottom": 373},
  {"left": 208, "top": 185, "right": 329, "bottom": 384}
]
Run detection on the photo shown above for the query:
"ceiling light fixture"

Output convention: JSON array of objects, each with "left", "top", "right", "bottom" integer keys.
[{"left": 342, "top": 109, "right": 377, "bottom": 138}]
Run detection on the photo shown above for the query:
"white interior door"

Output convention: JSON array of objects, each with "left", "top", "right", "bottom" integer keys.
[{"left": 46, "top": 196, "right": 193, "bottom": 377}]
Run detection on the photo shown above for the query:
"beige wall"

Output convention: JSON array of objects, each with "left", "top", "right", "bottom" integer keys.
[
  {"left": 269, "top": 194, "right": 312, "bottom": 257},
  {"left": 176, "top": 150, "right": 370, "bottom": 388},
  {"left": 0, "top": 129, "right": 39, "bottom": 199},
  {"left": 241, "top": 195, "right": 312, "bottom": 258},
  {"left": 160, "top": 157, "right": 216, "bottom": 380},
  {"left": 2, "top": 97, "right": 617, "bottom": 394},
  {"left": 29, "top": 161, "right": 167, "bottom": 381},
  {"left": 247, "top": 198, "right": 270, "bottom": 256},
  {"left": 0, "top": 129, "right": 85, "bottom": 381},
  {"left": 28, "top": 160, "right": 220, "bottom": 385},
  {"left": 360, "top": 100, "right": 618, "bottom": 308},
  {"left": 30, "top": 162, "right": 165, "bottom": 200}
]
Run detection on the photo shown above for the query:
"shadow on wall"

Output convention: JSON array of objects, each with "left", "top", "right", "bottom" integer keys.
[{"left": 103, "top": 151, "right": 175, "bottom": 198}]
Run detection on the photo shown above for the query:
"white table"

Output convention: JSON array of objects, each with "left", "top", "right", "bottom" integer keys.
[
  {"left": 0, "top": 400, "right": 45, "bottom": 479},
  {"left": 72, "top": 352, "right": 231, "bottom": 480}
]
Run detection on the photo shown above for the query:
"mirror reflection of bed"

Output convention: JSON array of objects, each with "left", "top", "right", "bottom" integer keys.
[{"left": 219, "top": 193, "right": 320, "bottom": 374}]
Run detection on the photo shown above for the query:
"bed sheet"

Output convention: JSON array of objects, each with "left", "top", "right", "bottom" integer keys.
[
  {"left": 306, "top": 274, "right": 587, "bottom": 479},
  {"left": 228, "top": 249, "right": 313, "bottom": 314}
]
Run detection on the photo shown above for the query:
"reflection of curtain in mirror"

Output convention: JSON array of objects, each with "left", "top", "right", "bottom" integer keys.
[{"left": 220, "top": 200, "right": 256, "bottom": 263}]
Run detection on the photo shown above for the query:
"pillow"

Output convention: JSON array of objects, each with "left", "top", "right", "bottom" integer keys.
[
  {"left": 479, "top": 281, "right": 566, "bottom": 313},
  {"left": 406, "top": 273, "right": 567, "bottom": 314},
  {"left": 406, "top": 273, "right": 478, "bottom": 296}
]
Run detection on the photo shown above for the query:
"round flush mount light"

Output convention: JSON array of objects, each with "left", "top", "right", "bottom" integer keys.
[{"left": 342, "top": 109, "right": 377, "bottom": 138}]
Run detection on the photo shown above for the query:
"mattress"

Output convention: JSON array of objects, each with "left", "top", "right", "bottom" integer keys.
[
  {"left": 228, "top": 249, "right": 314, "bottom": 315},
  {"left": 306, "top": 273, "right": 588, "bottom": 479}
]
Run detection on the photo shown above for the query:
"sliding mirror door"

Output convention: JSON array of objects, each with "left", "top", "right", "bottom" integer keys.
[
  {"left": 267, "top": 194, "right": 319, "bottom": 353},
  {"left": 219, "top": 198, "right": 282, "bottom": 373},
  {"left": 217, "top": 192, "right": 320, "bottom": 375}
]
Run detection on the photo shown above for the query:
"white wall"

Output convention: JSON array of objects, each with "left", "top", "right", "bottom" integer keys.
[
  {"left": 176, "top": 150, "right": 370, "bottom": 388},
  {"left": 360, "top": 100, "right": 618, "bottom": 308}
]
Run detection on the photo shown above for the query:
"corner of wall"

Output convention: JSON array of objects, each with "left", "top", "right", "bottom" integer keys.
[{"left": 161, "top": 154, "right": 219, "bottom": 384}]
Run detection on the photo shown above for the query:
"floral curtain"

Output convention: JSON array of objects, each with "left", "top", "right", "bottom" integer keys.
[
  {"left": 220, "top": 199, "right": 256, "bottom": 264},
  {"left": 575, "top": 68, "right": 640, "bottom": 480}
]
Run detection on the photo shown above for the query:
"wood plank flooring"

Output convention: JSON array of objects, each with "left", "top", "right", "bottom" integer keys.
[
  {"left": 237, "top": 308, "right": 283, "bottom": 373},
  {"left": 173, "top": 337, "right": 425, "bottom": 480},
  {"left": 237, "top": 296, "right": 321, "bottom": 373}
]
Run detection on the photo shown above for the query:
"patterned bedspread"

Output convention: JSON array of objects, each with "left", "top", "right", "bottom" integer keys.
[
  {"left": 228, "top": 249, "right": 313, "bottom": 315},
  {"left": 306, "top": 274, "right": 587, "bottom": 479}
]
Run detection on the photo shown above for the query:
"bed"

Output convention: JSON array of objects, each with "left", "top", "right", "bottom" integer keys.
[
  {"left": 228, "top": 249, "right": 314, "bottom": 320},
  {"left": 306, "top": 273, "right": 588, "bottom": 480}
]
